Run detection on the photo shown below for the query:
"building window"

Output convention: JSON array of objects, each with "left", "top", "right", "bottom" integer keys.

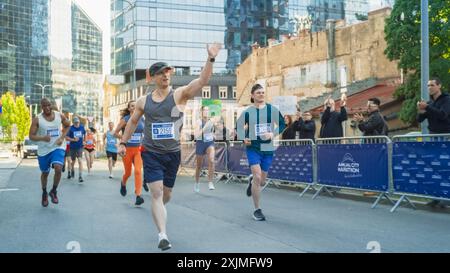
[
  {"left": 202, "top": 86, "right": 211, "bottom": 99},
  {"left": 219, "top": 86, "right": 228, "bottom": 99},
  {"left": 232, "top": 87, "right": 237, "bottom": 99}
]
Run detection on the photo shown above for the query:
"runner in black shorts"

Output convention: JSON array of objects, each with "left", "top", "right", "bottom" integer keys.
[{"left": 118, "top": 42, "right": 222, "bottom": 251}]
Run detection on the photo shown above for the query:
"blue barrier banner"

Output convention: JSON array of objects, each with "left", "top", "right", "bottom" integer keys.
[
  {"left": 180, "top": 144, "right": 196, "bottom": 168},
  {"left": 393, "top": 141, "right": 450, "bottom": 199},
  {"left": 317, "top": 144, "right": 389, "bottom": 191},
  {"left": 227, "top": 144, "right": 251, "bottom": 176},
  {"left": 268, "top": 145, "right": 313, "bottom": 183},
  {"left": 181, "top": 143, "right": 227, "bottom": 173}
]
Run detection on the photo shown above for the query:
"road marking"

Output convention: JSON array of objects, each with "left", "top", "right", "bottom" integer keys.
[{"left": 0, "top": 188, "right": 19, "bottom": 192}]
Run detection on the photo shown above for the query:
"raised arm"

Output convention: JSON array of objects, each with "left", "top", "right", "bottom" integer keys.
[{"left": 174, "top": 43, "right": 222, "bottom": 106}]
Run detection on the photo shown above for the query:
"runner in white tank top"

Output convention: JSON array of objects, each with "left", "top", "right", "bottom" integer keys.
[{"left": 29, "top": 98, "right": 71, "bottom": 207}]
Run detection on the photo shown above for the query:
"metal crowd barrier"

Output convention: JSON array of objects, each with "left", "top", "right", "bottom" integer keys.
[
  {"left": 391, "top": 133, "right": 450, "bottom": 212},
  {"left": 315, "top": 136, "right": 394, "bottom": 209},
  {"left": 271, "top": 139, "right": 316, "bottom": 195}
]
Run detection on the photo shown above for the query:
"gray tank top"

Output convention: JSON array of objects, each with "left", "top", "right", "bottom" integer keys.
[{"left": 143, "top": 89, "right": 184, "bottom": 153}]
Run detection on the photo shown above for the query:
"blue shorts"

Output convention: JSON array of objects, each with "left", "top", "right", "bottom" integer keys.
[
  {"left": 246, "top": 149, "right": 273, "bottom": 173},
  {"left": 38, "top": 149, "right": 65, "bottom": 173},
  {"left": 141, "top": 151, "right": 181, "bottom": 188},
  {"left": 195, "top": 141, "right": 214, "bottom": 155}
]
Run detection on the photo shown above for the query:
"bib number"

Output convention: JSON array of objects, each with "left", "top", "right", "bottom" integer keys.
[
  {"left": 74, "top": 131, "right": 83, "bottom": 138},
  {"left": 255, "top": 123, "right": 272, "bottom": 136},
  {"left": 47, "top": 128, "right": 60, "bottom": 138},
  {"left": 129, "top": 133, "right": 142, "bottom": 144},
  {"left": 203, "top": 133, "right": 214, "bottom": 142},
  {"left": 152, "top": 123, "right": 175, "bottom": 140}
]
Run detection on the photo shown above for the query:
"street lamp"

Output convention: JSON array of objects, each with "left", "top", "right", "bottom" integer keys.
[
  {"left": 35, "top": 83, "right": 51, "bottom": 99},
  {"left": 420, "top": 0, "right": 429, "bottom": 134},
  {"left": 121, "top": 0, "right": 136, "bottom": 91}
]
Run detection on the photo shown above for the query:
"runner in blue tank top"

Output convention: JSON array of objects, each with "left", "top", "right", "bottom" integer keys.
[
  {"left": 103, "top": 121, "right": 119, "bottom": 179},
  {"left": 118, "top": 43, "right": 222, "bottom": 251},
  {"left": 194, "top": 105, "right": 216, "bottom": 193}
]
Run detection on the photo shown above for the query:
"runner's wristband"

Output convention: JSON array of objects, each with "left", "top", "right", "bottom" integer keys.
[{"left": 119, "top": 142, "right": 127, "bottom": 147}]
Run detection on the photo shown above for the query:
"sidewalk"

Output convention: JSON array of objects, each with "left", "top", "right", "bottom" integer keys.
[{"left": 0, "top": 156, "right": 21, "bottom": 189}]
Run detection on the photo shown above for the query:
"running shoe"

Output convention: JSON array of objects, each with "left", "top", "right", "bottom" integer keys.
[
  {"left": 135, "top": 196, "right": 144, "bottom": 206},
  {"left": 79, "top": 176, "right": 84, "bottom": 183},
  {"left": 143, "top": 182, "right": 149, "bottom": 192},
  {"left": 49, "top": 190, "right": 59, "bottom": 204},
  {"left": 62, "top": 165, "right": 65, "bottom": 173},
  {"left": 253, "top": 209, "right": 266, "bottom": 221},
  {"left": 208, "top": 182, "right": 215, "bottom": 190},
  {"left": 120, "top": 183, "right": 127, "bottom": 196},
  {"left": 67, "top": 171, "right": 71, "bottom": 179},
  {"left": 194, "top": 183, "right": 200, "bottom": 193},
  {"left": 246, "top": 176, "right": 253, "bottom": 197},
  {"left": 109, "top": 174, "right": 113, "bottom": 179},
  {"left": 158, "top": 233, "right": 172, "bottom": 251},
  {"left": 42, "top": 192, "right": 49, "bottom": 207}
]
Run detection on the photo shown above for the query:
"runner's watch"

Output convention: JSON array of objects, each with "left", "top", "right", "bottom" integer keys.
[{"left": 209, "top": 57, "right": 215, "bottom": 63}]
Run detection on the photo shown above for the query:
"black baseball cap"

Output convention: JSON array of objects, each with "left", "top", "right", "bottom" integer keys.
[{"left": 148, "top": 62, "right": 173, "bottom": 76}]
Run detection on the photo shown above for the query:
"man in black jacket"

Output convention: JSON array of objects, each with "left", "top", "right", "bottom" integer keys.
[
  {"left": 295, "top": 111, "right": 316, "bottom": 142},
  {"left": 417, "top": 77, "right": 450, "bottom": 208},
  {"left": 417, "top": 77, "right": 450, "bottom": 134},
  {"left": 353, "top": 98, "right": 388, "bottom": 137},
  {"left": 319, "top": 95, "right": 348, "bottom": 140}
]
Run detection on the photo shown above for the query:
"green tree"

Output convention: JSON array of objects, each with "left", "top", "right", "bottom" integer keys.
[
  {"left": 384, "top": 0, "right": 450, "bottom": 124},
  {"left": 0, "top": 92, "right": 17, "bottom": 141},
  {"left": 14, "top": 96, "right": 31, "bottom": 142}
]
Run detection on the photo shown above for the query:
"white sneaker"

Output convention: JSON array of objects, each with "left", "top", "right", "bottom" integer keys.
[
  {"left": 194, "top": 183, "right": 200, "bottom": 193},
  {"left": 109, "top": 174, "right": 114, "bottom": 179},
  {"left": 208, "top": 182, "right": 215, "bottom": 190},
  {"left": 158, "top": 233, "right": 172, "bottom": 251}
]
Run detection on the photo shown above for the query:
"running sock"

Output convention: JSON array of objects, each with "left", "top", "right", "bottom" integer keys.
[
  {"left": 52, "top": 186, "right": 57, "bottom": 192},
  {"left": 42, "top": 188, "right": 47, "bottom": 194}
]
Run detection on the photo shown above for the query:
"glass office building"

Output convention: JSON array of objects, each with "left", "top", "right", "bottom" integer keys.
[
  {"left": 224, "top": 0, "right": 290, "bottom": 71},
  {"left": 0, "top": 0, "right": 52, "bottom": 105},
  {"left": 50, "top": 0, "right": 103, "bottom": 123},
  {"left": 71, "top": 3, "right": 103, "bottom": 74},
  {"left": 111, "top": 0, "right": 228, "bottom": 84},
  {"left": 288, "top": 0, "right": 369, "bottom": 33}
]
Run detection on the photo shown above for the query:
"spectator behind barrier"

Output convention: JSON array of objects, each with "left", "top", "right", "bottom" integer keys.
[
  {"left": 353, "top": 97, "right": 389, "bottom": 137},
  {"left": 319, "top": 94, "right": 348, "bottom": 139},
  {"left": 295, "top": 111, "right": 316, "bottom": 142},
  {"left": 281, "top": 115, "right": 296, "bottom": 140},
  {"left": 417, "top": 77, "right": 450, "bottom": 134},
  {"left": 417, "top": 77, "right": 450, "bottom": 209}
]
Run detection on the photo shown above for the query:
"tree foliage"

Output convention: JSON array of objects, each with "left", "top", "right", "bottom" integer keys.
[
  {"left": 0, "top": 92, "right": 31, "bottom": 141},
  {"left": 384, "top": 0, "right": 450, "bottom": 124}
]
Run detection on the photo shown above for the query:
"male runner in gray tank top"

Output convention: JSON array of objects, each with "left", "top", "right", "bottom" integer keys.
[{"left": 119, "top": 42, "right": 222, "bottom": 251}]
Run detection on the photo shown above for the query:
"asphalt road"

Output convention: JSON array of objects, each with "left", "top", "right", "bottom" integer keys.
[{"left": 1, "top": 158, "right": 449, "bottom": 253}]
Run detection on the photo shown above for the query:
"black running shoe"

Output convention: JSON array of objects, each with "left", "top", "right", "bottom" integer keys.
[
  {"left": 49, "top": 190, "right": 59, "bottom": 204},
  {"left": 246, "top": 176, "right": 253, "bottom": 197},
  {"left": 120, "top": 183, "right": 127, "bottom": 196},
  {"left": 79, "top": 176, "right": 84, "bottom": 183},
  {"left": 42, "top": 192, "right": 49, "bottom": 207},
  {"left": 67, "top": 171, "right": 71, "bottom": 179},
  {"left": 253, "top": 209, "right": 266, "bottom": 221},
  {"left": 158, "top": 235, "right": 172, "bottom": 251},
  {"left": 62, "top": 165, "right": 65, "bottom": 173},
  {"left": 135, "top": 196, "right": 144, "bottom": 206},
  {"left": 143, "top": 182, "right": 149, "bottom": 192}
]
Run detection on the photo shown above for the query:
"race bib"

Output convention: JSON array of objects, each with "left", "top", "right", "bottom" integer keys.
[
  {"left": 255, "top": 123, "right": 272, "bottom": 136},
  {"left": 47, "top": 128, "right": 60, "bottom": 138},
  {"left": 204, "top": 133, "right": 214, "bottom": 142},
  {"left": 129, "top": 133, "right": 143, "bottom": 144},
  {"left": 74, "top": 131, "right": 83, "bottom": 138},
  {"left": 86, "top": 140, "right": 94, "bottom": 145},
  {"left": 152, "top": 123, "right": 175, "bottom": 140},
  {"left": 108, "top": 139, "right": 116, "bottom": 145}
]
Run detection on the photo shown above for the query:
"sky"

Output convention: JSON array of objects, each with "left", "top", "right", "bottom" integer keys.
[{"left": 72, "top": 0, "right": 392, "bottom": 76}]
